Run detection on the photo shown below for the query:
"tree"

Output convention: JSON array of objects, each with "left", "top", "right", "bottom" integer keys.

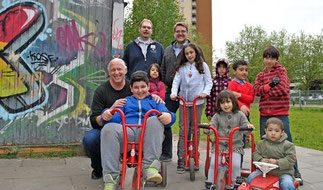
[
  {"left": 124, "top": 0, "right": 184, "bottom": 49},
  {"left": 226, "top": 25, "right": 269, "bottom": 82},
  {"left": 188, "top": 26, "right": 213, "bottom": 70},
  {"left": 225, "top": 26, "right": 323, "bottom": 89},
  {"left": 286, "top": 32, "right": 323, "bottom": 90}
]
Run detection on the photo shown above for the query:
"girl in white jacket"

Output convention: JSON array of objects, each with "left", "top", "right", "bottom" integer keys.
[{"left": 170, "top": 43, "right": 212, "bottom": 173}]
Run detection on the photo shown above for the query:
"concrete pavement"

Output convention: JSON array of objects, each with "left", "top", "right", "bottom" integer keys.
[{"left": 0, "top": 136, "right": 322, "bottom": 190}]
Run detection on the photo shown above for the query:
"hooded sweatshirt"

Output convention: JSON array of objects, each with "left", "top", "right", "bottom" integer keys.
[
  {"left": 123, "top": 38, "right": 164, "bottom": 79},
  {"left": 205, "top": 58, "right": 232, "bottom": 117},
  {"left": 253, "top": 133, "right": 296, "bottom": 177},
  {"left": 253, "top": 62, "right": 290, "bottom": 116}
]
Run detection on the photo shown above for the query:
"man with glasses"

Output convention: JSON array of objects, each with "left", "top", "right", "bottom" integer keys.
[
  {"left": 160, "top": 22, "right": 205, "bottom": 162},
  {"left": 123, "top": 18, "right": 164, "bottom": 79}
]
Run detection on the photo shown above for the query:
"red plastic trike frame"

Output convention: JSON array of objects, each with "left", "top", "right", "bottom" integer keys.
[
  {"left": 110, "top": 108, "right": 161, "bottom": 190},
  {"left": 205, "top": 125, "right": 255, "bottom": 187},
  {"left": 177, "top": 96, "right": 202, "bottom": 168}
]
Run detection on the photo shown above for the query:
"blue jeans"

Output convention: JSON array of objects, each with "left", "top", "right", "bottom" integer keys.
[
  {"left": 83, "top": 129, "right": 102, "bottom": 171},
  {"left": 247, "top": 170, "right": 295, "bottom": 190},
  {"left": 260, "top": 116, "right": 300, "bottom": 175}
]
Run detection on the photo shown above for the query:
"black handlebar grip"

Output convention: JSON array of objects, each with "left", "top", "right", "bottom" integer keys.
[
  {"left": 239, "top": 127, "right": 253, "bottom": 131},
  {"left": 198, "top": 124, "right": 210, "bottom": 129}
]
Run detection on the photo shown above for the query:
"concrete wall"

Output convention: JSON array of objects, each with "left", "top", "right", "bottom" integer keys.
[{"left": 0, "top": 0, "right": 124, "bottom": 146}]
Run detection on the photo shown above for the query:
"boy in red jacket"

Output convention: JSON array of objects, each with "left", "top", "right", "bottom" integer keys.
[
  {"left": 253, "top": 46, "right": 302, "bottom": 185},
  {"left": 228, "top": 60, "right": 254, "bottom": 120}
]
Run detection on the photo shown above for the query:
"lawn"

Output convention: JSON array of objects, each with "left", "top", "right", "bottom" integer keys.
[{"left": 172, "top": 105, "right": 323, "bottom": 151}]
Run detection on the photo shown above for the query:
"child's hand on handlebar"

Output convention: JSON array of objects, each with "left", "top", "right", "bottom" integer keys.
[
  {"left": 102, "top": 109, "right": 113, "bottom": 121},
  {"left": 199, "top": 93, "right": 207, "bottom": 98},
  {"left": 207, "top": 116, "right": 212, "bottom": 121},
  {"left": 158, "top": 112, "right": 172, "bottom": 125},
  {"left": 247, "top": 124, "right": 255, "bottom": 130},
  {"left": 170, "top": 94, "right": 177, "bottom": 101},
  {"left": 262, "top": 158, "right": 277, "bottom": 165}
]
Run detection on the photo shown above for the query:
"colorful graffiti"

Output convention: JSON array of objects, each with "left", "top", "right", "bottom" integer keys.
[
  {"left": 112, "top": 1, "right": 124, "bottom": 57},
  {"left": 56, "top": 19, "right": 106, "bottom": 57},
  {"left": 0, "top": 0, "right": 121, "bottom": 145},
  {"left": 0, "top": 2, "right": 48, "bottom": 120}
]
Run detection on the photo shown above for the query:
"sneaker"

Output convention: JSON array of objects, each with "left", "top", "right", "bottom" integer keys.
[
  {"left": 160, "top": 155, "right": 172, "bottom": 162},
  {"left": 145, "top": 168, "right": 162, "bottom": 184},
  {"left": 295, "top": 172, "right": 303, "bottom": 186},
  {"left": 91, "top": 169, "right": 102, "bottom": 179},
  {"left": 104, "top": 182, "right": 117, "bottom": 190},
  {"left": 177, "top": 165, "right": 185, "bottom": 174},
  {"left": 205, "top": 181, "right": 213, "bottom": 190}
]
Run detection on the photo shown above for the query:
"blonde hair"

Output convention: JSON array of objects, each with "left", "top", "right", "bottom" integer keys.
[
  {"left": 173, "top": 22, "right": 188, "bottom": 32},
  {"left": 139, "top": 18, "right": 153, "bottom": 28}
]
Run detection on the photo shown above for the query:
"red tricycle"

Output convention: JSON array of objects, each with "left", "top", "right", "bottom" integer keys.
[
  {"left": 199, "top": 124, "right": 255, "bottom": 190},
  {"left": 177, "top": 96, "right": 202, "bottom": 181},
  {"left": 110, "top": 108, "right": 167, "bottom": 190},
  {"left": 237, "top": 161, "right": 300, "bottom": 190}
]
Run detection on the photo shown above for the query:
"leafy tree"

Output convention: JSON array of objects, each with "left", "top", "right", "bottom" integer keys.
[
  {"left": 188, "top": 27, "right": 213, "bottom": 70},
  {"left": 226, "top": 25, "right": 268, "bottom": 82},
  {"left": 286, "top": 32, "right": 323, "bottom": 90},
  {"left": 124, "top": 0, "right": 184, "bottom": 49},
  {"left": 225, "top": 26, "right": 323, "bottom": 90}
]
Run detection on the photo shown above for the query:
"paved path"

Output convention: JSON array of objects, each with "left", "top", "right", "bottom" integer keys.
[{"left": 0, "top": 136, "right": 322, "bottom": 190}]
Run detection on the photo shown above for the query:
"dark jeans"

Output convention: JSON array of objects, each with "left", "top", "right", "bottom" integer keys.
[
  {"left": 162, "top": 91, "right": 179, "bottom": 158},
  {"left": 260, "top": 115, "right": 301, "bottom": 175},
  {"left": 83, "top": 129, "right": 102, "bottom": 171}
]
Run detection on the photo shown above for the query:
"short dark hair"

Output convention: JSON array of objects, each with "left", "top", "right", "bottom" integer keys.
[
  {"left": 215, "top": 90, "right": 240, "bottom": 114},
  {"left": 263, "top": 46, "right": 280, "bottom": 59},
  {"left": 265, "top": 117, "right": 284, "bottom": 130},
  {"left": 148, "top": 63, "right": 162, "bottom": 80},
  {"left": 130, "top": 71, "right": 149, "bottom": 86},
  {"left": 232, "top": 60, "right": 248, "bottom": 70}
]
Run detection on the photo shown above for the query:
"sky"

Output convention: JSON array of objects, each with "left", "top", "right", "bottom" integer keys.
[
  {"left": 125, "top": 0, "right": 323, "bottom": 58},
  {"left": 212, "top": 0, "right": 323, "bottom": 58}
]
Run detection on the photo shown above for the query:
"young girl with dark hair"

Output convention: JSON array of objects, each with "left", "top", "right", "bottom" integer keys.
[
  {"left": 148, "top": 63, "right": 166, "bottom": 101},
  {"left": 203, "top": 90, "right": 254, "bottom": 188},
  {"left": 170, "top": 43, "right": 212, "bottom": 173}
]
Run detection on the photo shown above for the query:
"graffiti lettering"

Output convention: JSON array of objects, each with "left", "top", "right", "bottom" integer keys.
[
  {"left": 0, "top": 64, "right": 43, "bottom": 96},
  {"left": 56, "top": 19, "right": 106, "bottom": 57},
  {"left": 112, "top": 18, "right": 123, "bottom": 50},
  {"left": 28, "top": 51, "right": 58, "bottom": 65},
  {"left": 55, "top": 116, "right": 91, "bottom": 131}
]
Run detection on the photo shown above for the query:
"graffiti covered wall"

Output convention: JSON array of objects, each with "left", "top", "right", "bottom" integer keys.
[{"left": 0, "top": 0, "right": 123, "bottom": 145}]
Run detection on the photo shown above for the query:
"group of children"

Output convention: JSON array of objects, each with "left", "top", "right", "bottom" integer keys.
[{"left": 132, "top": 44, "right": 298, "bottom": 190}]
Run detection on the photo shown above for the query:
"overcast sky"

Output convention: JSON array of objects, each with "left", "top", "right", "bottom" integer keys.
[
  {"left": 212, "top": 0, "right": 323, "bottom": 58},
  {"left": 125, "top": 0, "right": 322, "bottom": 58}
]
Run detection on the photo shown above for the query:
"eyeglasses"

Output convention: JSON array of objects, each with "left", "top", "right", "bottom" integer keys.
[{"left": 175, "top": 30, "right": 187, "bottom": 34}]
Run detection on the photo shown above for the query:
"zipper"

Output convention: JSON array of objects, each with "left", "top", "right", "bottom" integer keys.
[{"left": 138, "top": 100, "right": 142, "bottom": 124}]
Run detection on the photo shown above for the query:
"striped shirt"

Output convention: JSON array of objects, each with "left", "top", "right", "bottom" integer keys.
[{"left": 253, "top": 62, "right": 290, "bottom": 116}]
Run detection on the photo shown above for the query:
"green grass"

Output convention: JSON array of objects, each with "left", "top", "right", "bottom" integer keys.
[
  {"left": 172, "top": 105, "right": 323, "bottom": 151},
  {"left": 0, "top": 151, "right": 77, "bottom": 159}
]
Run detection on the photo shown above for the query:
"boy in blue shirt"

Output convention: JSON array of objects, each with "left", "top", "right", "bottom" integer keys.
[{"left": 100, "top": 71, "right": 176, "bottom": 190}]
